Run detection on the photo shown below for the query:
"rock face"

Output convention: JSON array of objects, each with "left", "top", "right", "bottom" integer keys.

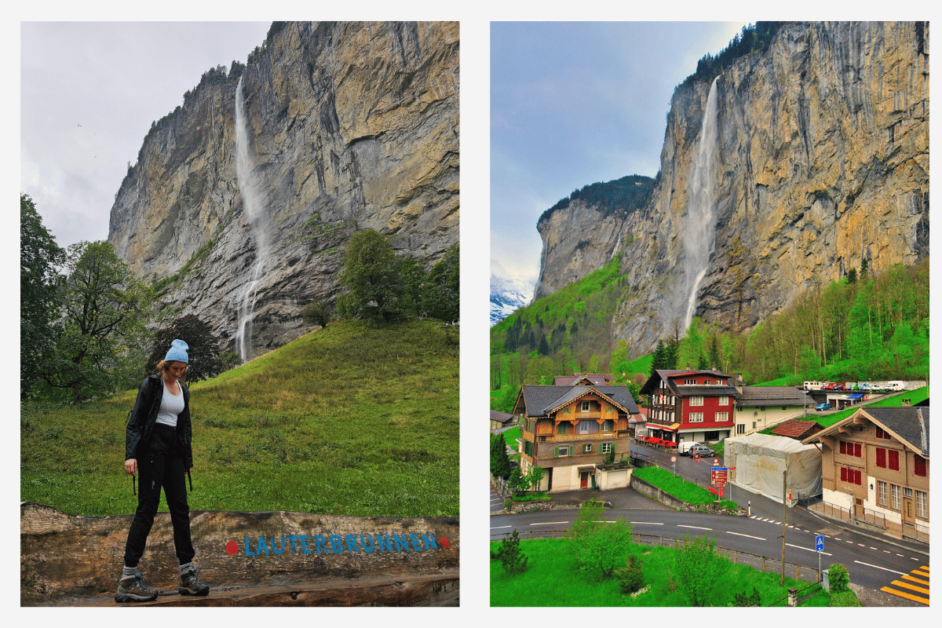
[
  {"left": 534, "top": 21, "right": 929, "bottom": 358},
  {"left": 109, "top": 22, "right": 459, "bottom": 356}
]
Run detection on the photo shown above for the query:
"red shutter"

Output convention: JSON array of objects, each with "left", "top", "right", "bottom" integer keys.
[
  {"left": 876, "top": 427, "right": 885, "bottom": 439},
  {"left": 840, "top": 467, "right": 847, "bottom": 482},
  {"left": 876, "top": 448, "right": 886, "bottom": 468},
  {"left": 889, "top": 450, "right": 900, "bottom": 471},
  {"left": 839, "top": 442, "right": 845, "bottom": 455},
  {"left": 915, "top": 456, "right": 927, "bottom": 477},
  {"left": 855, "top": 443, "right": 861, "bottom": 457},
  {"left": 855, "top": 470, "right": 862, "bottom": 485}
]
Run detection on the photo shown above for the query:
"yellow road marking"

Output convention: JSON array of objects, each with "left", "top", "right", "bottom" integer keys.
[
  {"left": 880, "top": 587, "right": 929, "bottom": 605},
  {"left": 912, "top": 570, "right": 930, "bottom": 579},
  {"left": 920, "top": 566, "right": 930, "bottom": 571},
  {"left": 903, "top": 574, "right": 929, "bottom": 586},
  {"left": 891, "top": 580, "right": 930, "bottom": 595}
]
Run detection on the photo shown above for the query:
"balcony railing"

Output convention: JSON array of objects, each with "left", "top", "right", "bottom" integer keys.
[{"left": 539, "top": 432, "right": 628, "bottom": 443}]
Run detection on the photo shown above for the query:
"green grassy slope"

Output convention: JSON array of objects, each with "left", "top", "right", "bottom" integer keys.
[{"left": 21, "top": 320, "right": 459, "bottom": 518}]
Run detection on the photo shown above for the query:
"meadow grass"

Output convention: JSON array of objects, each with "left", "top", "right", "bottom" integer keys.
[
  {"left": 491, "top": 538, "right": 826, "bottom": 606},
  {"left": 632, "top": 466, "right": 738, "bottom": 510},
  {"left": 21, "top": 320, "right": 459, "bottom": 518}
]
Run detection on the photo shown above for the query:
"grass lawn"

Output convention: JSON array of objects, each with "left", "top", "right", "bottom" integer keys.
[
  {"left": 499, "top": 426, "right": 522, "bottom": 447},
  {"left": 633, "top": 466, "right": 738, "bottom": 510},
  {"left": 21, "top": 320, "right": 459, "bottom": 519},
  {"left": 491, "top": 538, "right": 827, "bottom": 606}
]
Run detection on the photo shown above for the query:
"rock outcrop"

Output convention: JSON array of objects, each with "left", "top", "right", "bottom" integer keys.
[
  {"left": 109, "top": 22, "right": 459, "bottom": 356},
  {"left": 534, "top": 21, "right": 929, "bottom": 357}
]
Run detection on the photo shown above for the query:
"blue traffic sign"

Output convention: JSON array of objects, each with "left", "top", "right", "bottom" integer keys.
[{"left": 815, "top": 535, "right": 824, "bottom": 552}]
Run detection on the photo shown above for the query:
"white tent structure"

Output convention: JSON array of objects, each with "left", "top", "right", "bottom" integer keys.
[{"left": 725, "top": 433, "right": 822, "bottom": 506}]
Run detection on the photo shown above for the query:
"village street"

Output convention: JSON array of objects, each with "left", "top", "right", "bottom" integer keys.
[{"left": 490, "top": 483, "right": 929, "bottom": 600}]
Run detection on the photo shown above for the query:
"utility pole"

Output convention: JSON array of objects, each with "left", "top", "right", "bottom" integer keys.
[{"left": 781, "top": 469, "right": 787, "bottom": 586}]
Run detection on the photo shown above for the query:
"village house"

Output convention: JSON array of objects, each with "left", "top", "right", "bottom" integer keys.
[
  {"left": 803, "top": 406, "right": 929, "bottom": 542},
  {"left": 734, "top": 386, "right": 813, "bottom": 436},
  {"left": 490, "top": 409, "right": 516, "bottom": 430},
  {"left": 514, "top": 385, "right": 639, "bottom": 492},
  {"left": 639, "top": 370, "right": 740, "bottom": 444},
  {"left": 770, "top": 418, "right": 824, "bottom": 441}
]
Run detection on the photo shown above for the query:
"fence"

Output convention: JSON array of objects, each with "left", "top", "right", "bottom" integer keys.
[
  {"left": 808, "top": 501, "right": 852, "bottom": 522},
  {"left": 902, "top": 522, "right": 930, "bottom": 543},
  {"left": 855, "top": 507, "right": 886, "bottom": 529},
  {"left": 490, "top": 530, "right": 821, "bottom": 584}
]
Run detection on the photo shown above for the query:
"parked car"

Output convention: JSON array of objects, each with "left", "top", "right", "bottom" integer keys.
[
  {"left": 822, "top": 383, "right": 844, "bottom": 391},
  {"left": 688, "top": 445, "right": 715, "bottom": 458},
  {"left": 678, "top": 442, "right": 702, "bottom": 456},
  {"left": 815, "top": 403, "right": 832, "bottom": 411}
]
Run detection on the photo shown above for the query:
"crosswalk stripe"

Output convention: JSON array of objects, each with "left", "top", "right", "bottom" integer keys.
[
  {"left": 921, "top": 566, "right": 930, "bottom": 571},
  {"left": 903, "top": 574, "right": 929, "bottom": 586},
  {"left": 913, "top": 570, "right": 930, "bottom": 578},
  {"left": 890, "top": 580, "right": 930, "bottom": 595},
  {"left": 880, "top": 587, "right": 929, "bottom": 605}
]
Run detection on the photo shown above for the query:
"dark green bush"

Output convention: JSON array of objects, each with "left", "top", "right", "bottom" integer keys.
[
  {"left": 733, "top": 586, "right": 761, "bottom": 607},
  {"left": 614, "top": 555, "right": 644, "bottom": 594},
  {"left": 828, "top": 563, "right": 850, "bottom": 593},
  {"left": 497, "top": 529, "right": 529, "bottom": 575}
]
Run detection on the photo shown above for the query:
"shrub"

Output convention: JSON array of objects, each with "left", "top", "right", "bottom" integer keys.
[
  {"left": 672, "top": 533, "right": 730, "bottom": 606},
  {"left": 614, "top": 555, "right": 644, "bottom": 594},
  {"left": 497, "top": 529, "right": 529, "bottom": 575},
  {"left": 828, "top": 563, "right": 850, "bottom": 593},
  {"left": 732, "top": 586, "right": 761, "bottom": 607},
  {"left": 300, "top": 299, "right": 333, "bottom": 328},
  {"left": 565, "top": 498, "right": 634, "bottom": 579}
]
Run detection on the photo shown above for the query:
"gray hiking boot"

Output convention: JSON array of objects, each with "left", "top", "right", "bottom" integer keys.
[
  {"left": 179, "top": 566, "right": 210, "bottom": 596},
  {"left": 115, "top": 573, "right": 158, "bottom": 603}
]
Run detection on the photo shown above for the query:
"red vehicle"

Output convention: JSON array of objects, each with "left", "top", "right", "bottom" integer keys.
[{"left": 823, "top": 382, "right": 844, "bottom": 391}]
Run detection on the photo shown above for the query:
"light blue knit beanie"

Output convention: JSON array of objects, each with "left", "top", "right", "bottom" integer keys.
[{"left": 164, "top": 339, "right": 189, "bottom": 364}]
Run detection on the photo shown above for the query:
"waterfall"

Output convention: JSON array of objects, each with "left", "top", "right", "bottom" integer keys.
[
  {"left": 234, "top": 75, "right": 268, "bottom": 362},
  {"left": 680, "top": 77, "right": 720, "bottom": 330}
]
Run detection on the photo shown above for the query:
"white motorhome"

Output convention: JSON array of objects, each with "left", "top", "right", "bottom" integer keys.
[
  {"left": 804, "top": 381, "right": 823, "bottom": 391},
  {"left": 886, "top": 381, "right": 906, "bottom": 391}
]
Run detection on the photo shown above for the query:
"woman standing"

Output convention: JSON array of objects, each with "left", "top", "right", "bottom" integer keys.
[{"left": 116, "top": 339, "right": 210, "bottom": 603}]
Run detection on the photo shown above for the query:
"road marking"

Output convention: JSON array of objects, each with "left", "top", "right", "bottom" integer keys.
[
  {"left": 854, "top": 560, "right": 906, "bottom": 576},
  {"left": 884, "top": 550, "right": 891, "bottom": 554},
  {"left": 859, "top": 544, "right": 866, "bottom": 547},
  {"left": 531, "top": 521, "right": 568, "bottom": 526},
  {"left": 629, "top": 521, "right": 663, "bottom": 525},
  {"left": 786, "top": 543, "right": 831, "bottom": 556},
  {"left": 914, "top": 569, "right": 930, "bottom": 578},
  {"left": 897, "top": 554, "right": 904, "bottom": 557},
  {"left": 903, "top": 574, "right": 929, "bottom": 586},
  {"left": 678, "top": 525, "right": 712, "bottom": 531},
  {"left": 911, "top": 558, "right": 920, "bottom": 561},
  {"left": 880, "top": 586, "right": 929, "bottom": 605},
  {"left": 891, "top": 580, "right": 929, "bottom": 594},
  {"left": 727, "top": 531, "right": 765, "bottom": 541},
  {"left": 490, "top": 526, "right": 512, "bottom": 530}
]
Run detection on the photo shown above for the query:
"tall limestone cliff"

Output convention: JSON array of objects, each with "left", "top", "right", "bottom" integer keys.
[
  {"left": 109, "top": 22, "right": 459, "bottom": 356},
  {"left": 534, "top": 21, "right": 928, "bottom": 357}
]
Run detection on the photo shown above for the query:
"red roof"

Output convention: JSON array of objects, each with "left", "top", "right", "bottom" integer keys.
[{"left": 771, "top": 419, "right": 822, "bottom": 439}]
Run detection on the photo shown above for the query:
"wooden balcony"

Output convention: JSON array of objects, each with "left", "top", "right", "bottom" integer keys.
[{"left": 539, "top": 432, "right": 628, "bottom": 443}]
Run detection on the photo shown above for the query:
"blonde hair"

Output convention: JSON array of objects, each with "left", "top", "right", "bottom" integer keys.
[{"left": 156, "top": 360, "right": 187, "bottom": 383}]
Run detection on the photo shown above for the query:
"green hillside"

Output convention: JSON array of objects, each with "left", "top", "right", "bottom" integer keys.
[{"left": 21, "top": 320, "right": 459, "bottom": 518}]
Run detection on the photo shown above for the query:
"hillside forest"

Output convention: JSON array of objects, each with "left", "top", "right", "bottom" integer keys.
[{"left": 490, "top": 256, "right": 929, "bottom": 412}]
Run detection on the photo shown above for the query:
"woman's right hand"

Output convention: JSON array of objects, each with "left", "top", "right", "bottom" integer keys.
[{"left": 125, "top": 459, "right": 137, "bottom": 475}]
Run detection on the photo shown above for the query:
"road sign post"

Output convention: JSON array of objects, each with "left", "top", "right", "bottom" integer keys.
[{"left": 815, "top": 535, "right": 824, "bottom": 581}]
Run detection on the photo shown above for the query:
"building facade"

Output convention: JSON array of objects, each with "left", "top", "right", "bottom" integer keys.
[
  {"left": 734, "top": 386, "right": 813, "bottom": 436},
  {"left": 639, "top": 370, "right": 740, "bottom": 443},
  {"left": 514, "top": 385, "right": 639, "bottom": 492},
  {"left": 803, "top": 407, "right": 929, "bottom": 541}
]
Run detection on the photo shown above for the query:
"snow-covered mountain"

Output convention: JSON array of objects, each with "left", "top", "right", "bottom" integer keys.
[{"left": 490, "top": 259, "right": 536, "bottom": 326}]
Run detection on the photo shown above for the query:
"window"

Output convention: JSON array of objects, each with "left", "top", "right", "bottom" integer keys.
[
  {"left": 839, "top": 442, "right": 862, "bottom": 457},
  {"left": 889, "top": 450, "right": 900, "bottom": 471},
  {"left": 557, "top": 446, "right": 570, "bottom": 457},
  {"left": 684, "top": 379, "right": 696, "bottom": 385},
  {"left": 704, "top": 380, "right": 711, "bottom": 385},
  {"left": 916, "top": 491, "right": 928, "bottom": 519},
  {"left": 876, "top": 447, "right": 886, "bottom": 468},
  {"left": 580, "top": 401, "right": 590, "bottom": 413},
  {"left": 689, "top": 413, "right": 704, "bottom": 423},
  {"left": 915, "top": 456, "right": 927, "bottom": 477},
  {"left": 557, "top": 423, "right": 568, "bottom": 435},
  {"left": 891, "top": 484, "right": 901, "bottom": 510},
  {"left": 524, "top": 441, "right": 533, "bottom": 456},
  {"left": 602, "top": 419, "right": 614, "bottom": 432},
  {"left": 690, "top": 396, "right": 704, "bottom": 406},
  {"left": 737, "top": 424, "right": 745, "bottom": 435},
  {"left": 878, "top": 481, "right": 888, "bottom": 507},
  {"left": 904, "top": 487, "right": 913, "bottom": 498},
  {"left": 875, "top": 426, "right": 892, "bottom": 440},
  {"left": 583, "top": 444, "right": 593, "bottom": 454},
  {"left": 601, "top": 443, "right": 612, "bottom": 454},
  {"left": 840, "top": 467, "right": 862, "bottom": 486},
  {"left": 715, "top": 412, "right": 729, "bottom": 422},
  {"left": 719, "top": 396, "right": 729, "bottom": 406},
  {"left": 577, "top": 420, "right": 597, "bottom": 435}
]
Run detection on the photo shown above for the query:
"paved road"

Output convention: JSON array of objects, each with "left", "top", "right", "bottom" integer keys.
[{"left": 491, "top": 499, "right": 929, "bottom": 598}]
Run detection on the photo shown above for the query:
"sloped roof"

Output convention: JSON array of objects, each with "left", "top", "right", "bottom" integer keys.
[
  {"left": 490, "top": 410, "right": 515, "bottom": 425},
  {"left": 519, "top": 385, "right": 640, "bottom": 417},
  {"left": 554, "top": 373, "right": 613, "bottom": 386},
  {"left": 640, "top": 369, "right": 738, "bottom": 396},
  {"left": 771, "top": 419, "right": 822, "bottom": 439},
  {"left": 738, "top": 386, "right": 811, "bottom": 407},
  {"left": 803, "top": 407, "right": 929, "bottom": 457}
]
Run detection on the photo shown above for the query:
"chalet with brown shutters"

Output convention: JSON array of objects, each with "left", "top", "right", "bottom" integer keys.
[
  {"left": 514, "top": 385, "right": 639, "bottom": 492},
  {"left": 639, "top": 370, "right": 740, "bottom": 444},
  {"left": 803, "top": 407, "right": 929, "bottom": 542}
]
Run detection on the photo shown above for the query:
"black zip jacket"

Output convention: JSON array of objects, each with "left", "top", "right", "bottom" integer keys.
[{"left": 125, "top": 374, "right": 193, "bottom": 469}]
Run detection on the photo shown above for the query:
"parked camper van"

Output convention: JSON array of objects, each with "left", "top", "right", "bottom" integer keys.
[
  {"left": 678, "top": 442, "right": 702, "bottom": 456},
  {"left": 886, "top": 381, "right": 906, "bottom": 391},
  {"left": 804, "top": 381, "right": 823, "bottom": 391}
]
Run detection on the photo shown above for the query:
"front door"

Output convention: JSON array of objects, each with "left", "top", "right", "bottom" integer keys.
[{"left": 580, "top": 471, "right": 589, "bottom": 489}]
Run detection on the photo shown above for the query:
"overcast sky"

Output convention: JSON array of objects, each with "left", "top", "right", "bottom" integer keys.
[
  {"left": 491, "top": 21, "right": 749, "bottom": 290},
  {"left": 21, "top": 22, "right": 271, "bottom": 250}
]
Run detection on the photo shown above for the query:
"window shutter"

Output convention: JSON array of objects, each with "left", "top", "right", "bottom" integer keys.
[
  {"left": 855, "top": 443, "right": 861, "bottom": 457},
  {"left": 840, "top": 442, "right": 846, "bottom": 455},
  {"left": 876, "top": 448, "right": 886, "bottom": 468},
  {"left": 855, "top": 470, "right": 861, "bottom": 485},
  {"left": 611, "top": 443, "right": 615, "bottom": 454},
  {"left": 840, "top": 467, "right": 847, "bottom": 482},
  {"left": 889, "top": 450, "right": 899, "bottom": 471},
  {"left": 554, "top": 446, "right": 559, "bottom": 458},
  {"left": 915, "top": 456, "right": 927, "bottom": 477}
]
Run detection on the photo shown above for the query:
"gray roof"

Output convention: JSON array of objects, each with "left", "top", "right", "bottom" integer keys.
[
  {"left": 640, "top": 369, "right": 738, "bottom": 397},
  {"left": 864, "top": 407, "right": 930, "bottom": 457},
  {"left": 555, "top": 373, "right": 612, "bottom": 386},
  {"left": 519, "top": 385, "right": 640, "bottom": 417},
  {"left": 490, "top": 410, "right": 515, "bottom": 425},
  {"left": 737, "top": 386, "right": 811, "bottom": 407}
]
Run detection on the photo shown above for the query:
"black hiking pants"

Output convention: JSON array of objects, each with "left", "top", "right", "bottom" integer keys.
[{"left": 123, "top": 424, "right": 195, "bottom": 567}]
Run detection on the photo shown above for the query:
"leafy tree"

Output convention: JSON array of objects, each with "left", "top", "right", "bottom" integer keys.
[
  {"left": 422, "top": 243, "right": 459, "bottom": 321},
  {"left": 490, "top": 433, "right": 512, "bottom": 479},
  {"left": 496, "top": 529, "right": 529, "bottom": 575},
  {"left": 672, "top": 533, "right": 729, "bottom": 606},
  {"left": 399, "top": 256, "right": 427, "bottom": 317},
  {"left": 337, "top": 229, "right": 404, "bottom": 323},
  {"left": 20, "top": 194, "right": 65, "bottom": 398},
  {"left": 300, "top": 299, "right": 334, "bottom": 328},
  {"left": 508, "top": 466, "right": 545, "bottom": 494},
  {"left": 146, "top": 315, "right": 224, "bottom": 382},
  {"left": 42, "top": 241, "right": 152, "bottom": 403},
  {"left": 565, "top": 498, "right": 634, "bottom": 579}
]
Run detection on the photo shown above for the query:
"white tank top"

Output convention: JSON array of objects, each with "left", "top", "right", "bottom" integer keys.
[{"left": 155, "top": 379, "right": 185, "bottom": 427}]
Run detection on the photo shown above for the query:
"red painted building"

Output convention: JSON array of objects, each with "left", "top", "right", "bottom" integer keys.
[{"left": 639, "top": 369, "right": 741, "bottom": 443}]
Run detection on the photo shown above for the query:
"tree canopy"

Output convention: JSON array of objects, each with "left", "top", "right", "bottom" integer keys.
[{"left": 146, "top": 314, "right": 224, "bottom": 382}]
